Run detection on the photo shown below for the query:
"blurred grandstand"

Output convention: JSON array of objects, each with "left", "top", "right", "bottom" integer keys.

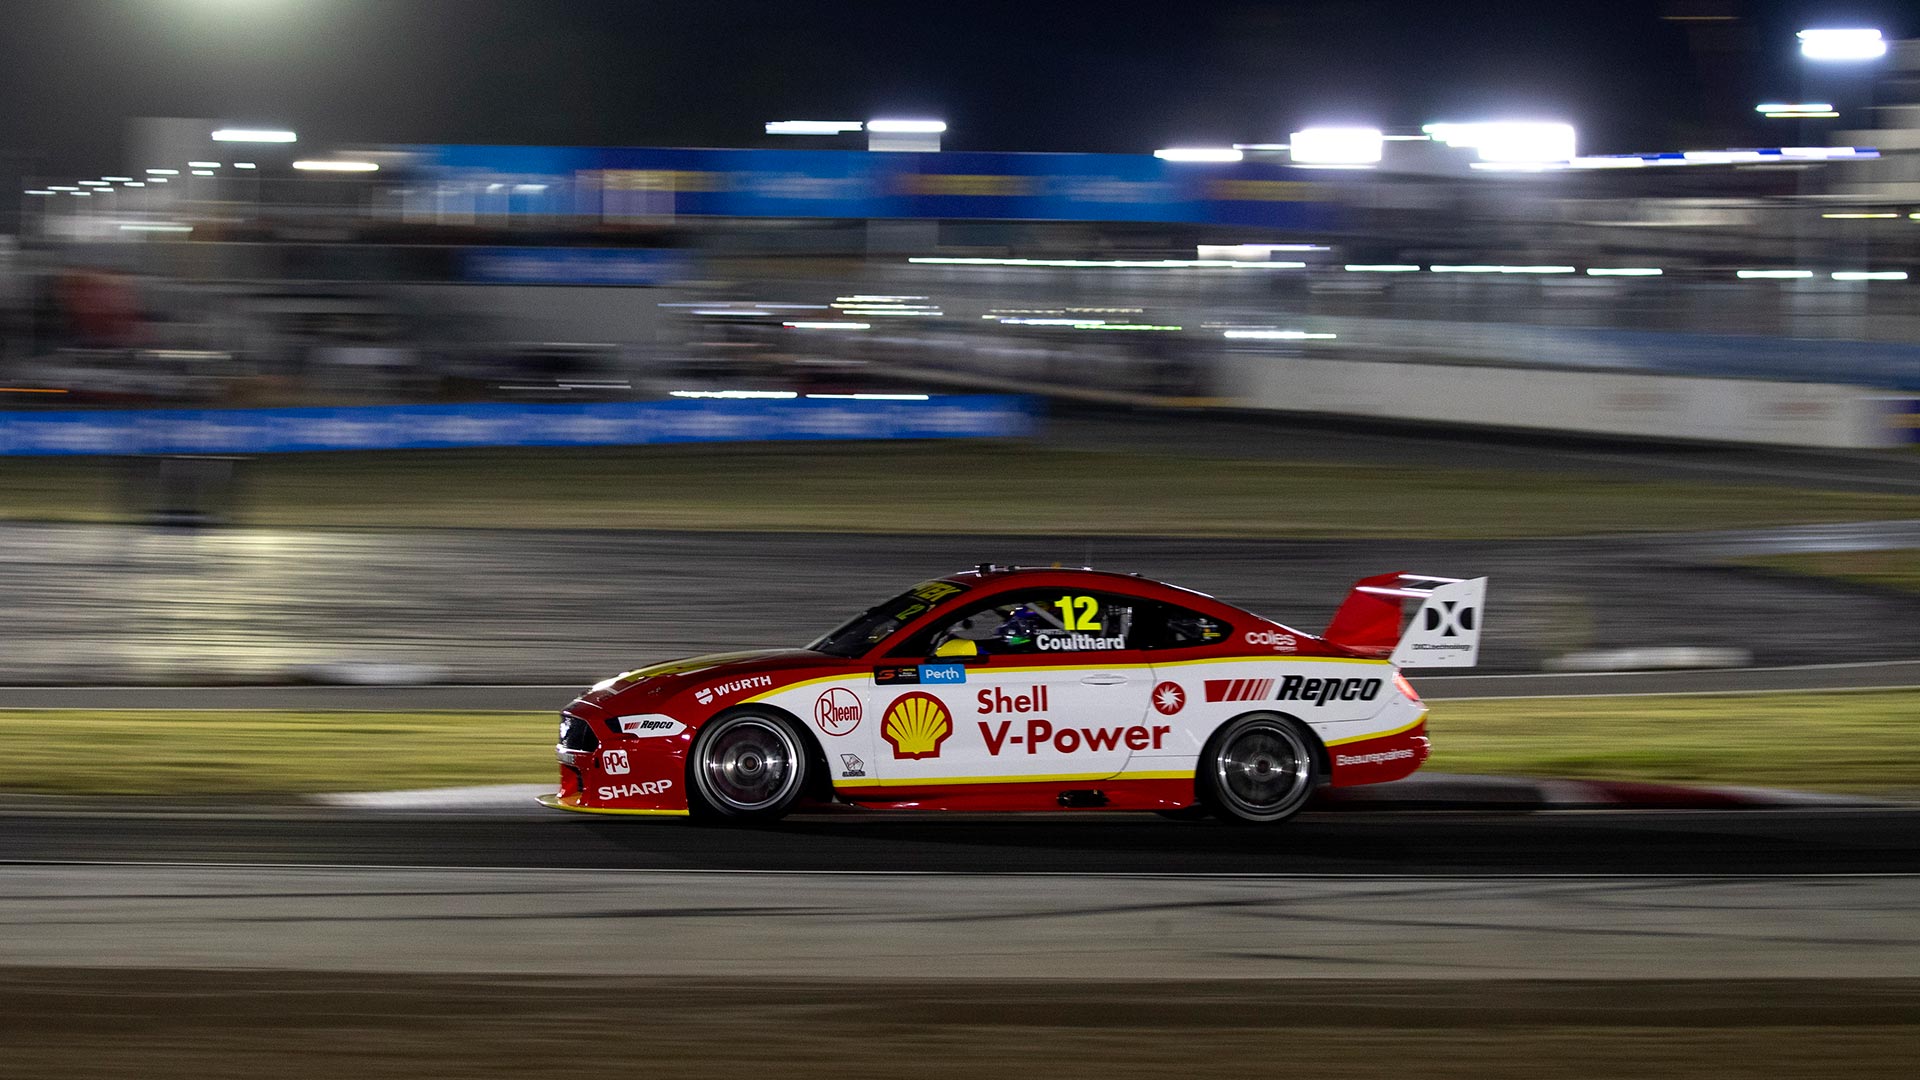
[{"left": 5, "top": 39, "right": 1920, "bottom": 447}]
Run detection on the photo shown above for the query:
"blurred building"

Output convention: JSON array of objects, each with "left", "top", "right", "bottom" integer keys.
[{"left": 5, "top": 91, "right": 1918, "bottom": 434}]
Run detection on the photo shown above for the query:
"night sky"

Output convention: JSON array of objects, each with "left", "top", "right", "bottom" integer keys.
[{"left": 0, "top": 0, "right": 1909, "bottom": 182}]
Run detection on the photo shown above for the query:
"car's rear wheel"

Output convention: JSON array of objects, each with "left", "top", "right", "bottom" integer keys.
[
  {"left": 688, "top": 711, "right": 809, "bottom": 822},
  {"left": 1198, "top": 713, "right": 1318, "bottom": 824}
]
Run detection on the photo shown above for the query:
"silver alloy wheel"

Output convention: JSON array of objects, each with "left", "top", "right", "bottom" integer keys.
[
  {"left": 1209, "top": 717, "right": 1315, "bottom": 822},
  {"left": 692, "top": 713, "right": 804, "bottom": 816}
]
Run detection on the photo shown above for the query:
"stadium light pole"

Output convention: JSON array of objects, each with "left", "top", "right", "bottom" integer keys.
[{"left": 1794, "top": 29, "right": 1886, "bottom": 327}]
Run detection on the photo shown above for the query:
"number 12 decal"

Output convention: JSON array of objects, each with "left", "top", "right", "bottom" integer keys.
[{"left": 1053, "top": 595, "right": 1102, "bottom": 632}]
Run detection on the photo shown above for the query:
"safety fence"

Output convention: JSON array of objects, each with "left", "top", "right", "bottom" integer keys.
[{"left": 0, "top": 395, "right": 1036, "bottom": 455}]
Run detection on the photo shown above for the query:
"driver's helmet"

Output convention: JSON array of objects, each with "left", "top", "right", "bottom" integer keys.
[{"left": 995, "top": 605, "right": 1046, "bottom": 648}]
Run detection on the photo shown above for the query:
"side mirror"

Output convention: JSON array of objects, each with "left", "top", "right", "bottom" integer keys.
[{"left": 933, "top": 639, "right": 979, "bottom": 659}]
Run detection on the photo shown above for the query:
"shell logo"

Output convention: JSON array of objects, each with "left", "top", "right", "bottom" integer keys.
[{"left": 882, "top": 691, "right": 952, "bottom": 760}]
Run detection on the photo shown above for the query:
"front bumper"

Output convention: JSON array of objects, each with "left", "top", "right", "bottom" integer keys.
[
  {"left": 543, "top": 701, "right": 693, "bottom": 816},
  {"left": 537, "top": 790, "right": 689, "bottom": 816}
]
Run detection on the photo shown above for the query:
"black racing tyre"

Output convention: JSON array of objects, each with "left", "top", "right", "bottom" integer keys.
[
  {"left": 1197, "top": 713, "right": 1319, "bottom": 824},
  {"left": 687, "top": 711, "right": 809, "bottom": 823}
]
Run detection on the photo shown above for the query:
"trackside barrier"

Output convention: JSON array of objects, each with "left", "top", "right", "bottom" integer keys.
[
  {"left": 1224, "top": 355, "right": 1899, "bottom": 449},
  {"left": 0, "top": 395, "right": 1037, "bottom": 456}
]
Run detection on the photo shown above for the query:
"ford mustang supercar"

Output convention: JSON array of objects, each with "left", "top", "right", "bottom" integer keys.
[{"left": 540, "top": 566, "right": 1486, "bottom": 824}]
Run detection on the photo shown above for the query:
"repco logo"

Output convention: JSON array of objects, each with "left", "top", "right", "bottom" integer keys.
[
  {"left": 1275, "top": 674, "right": 1383, "bottom": 707},
  {"left": 1244, "top": 630, "right": 1297, "bottom": 651}
]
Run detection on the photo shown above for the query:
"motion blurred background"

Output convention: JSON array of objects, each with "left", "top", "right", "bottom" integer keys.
[{"left": 3, "top": 2, "right": 1920, "bottom": 1078}]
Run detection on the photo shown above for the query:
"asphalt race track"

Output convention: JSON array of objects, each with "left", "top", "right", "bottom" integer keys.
[
  {"left": 3, "top": 808, "right": 1918, "bottom": 988},
  {"left": 5, "top": 805, "right": 1917, "bottom": 875},
  {"left": 6, "top": 424, "right": 1919, "bottom": 1075},
  {"left": 6, "top": 863, "right": 1919, "bottom": 981}
]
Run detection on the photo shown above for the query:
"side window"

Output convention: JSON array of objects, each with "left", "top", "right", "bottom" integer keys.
[
  {"left": 892, "top": 589, "right": 1139, "bottom": 657},
  {"left": 1130, "top": 600, "right": 1233, "bottom": 650}
]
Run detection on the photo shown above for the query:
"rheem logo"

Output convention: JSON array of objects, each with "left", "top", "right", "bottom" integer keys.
[{"left": 814, "top": 687, "right": 862, "bottom": 736}]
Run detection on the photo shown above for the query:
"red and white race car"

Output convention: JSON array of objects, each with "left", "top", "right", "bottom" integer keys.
[{"left": 540, "top": 566, "right": 1485, "bottom": 824}]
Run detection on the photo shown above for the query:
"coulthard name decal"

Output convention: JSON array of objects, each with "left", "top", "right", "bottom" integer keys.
[{"left": 1036, "top": 632, "right": 1124, "bottom": 651}]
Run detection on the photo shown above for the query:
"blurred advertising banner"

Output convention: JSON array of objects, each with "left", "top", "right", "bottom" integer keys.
[
  {"left": 410, "top": 146, "right": 1340, "bottom": 229},
  {"left": 464, "top": 247, "right": 685, "bottom": 286},
  {"left": 0, "top": 396, "right": 1036, "bottom": 455},
  {"left": 1896, "top": 398, "right": 1920, "bottom": 443}
]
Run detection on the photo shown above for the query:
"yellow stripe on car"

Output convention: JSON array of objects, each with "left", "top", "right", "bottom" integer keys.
[
  {"left": 833, "top": 768, "right": 1193, "bottom": 789},
  {"left": 1323, "top": 712, "right": 1428, "bottom": 746}
]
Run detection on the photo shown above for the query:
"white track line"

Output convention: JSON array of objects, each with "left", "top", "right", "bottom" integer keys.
[
  {"left": 1435, "top": 684, "right": 1920, "bottom": 701},
  {"left": 2, "top": 859, "right": 1916, "bottom": 879}
]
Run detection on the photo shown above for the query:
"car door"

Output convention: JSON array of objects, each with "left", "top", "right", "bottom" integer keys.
[{"left": 863, "top": 587, "right": 1152, "bottom": 788}]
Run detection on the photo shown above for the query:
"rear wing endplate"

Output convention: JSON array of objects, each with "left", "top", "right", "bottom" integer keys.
[{"left": 1326, "top": 573, "right": 1487, "bottom": 669}]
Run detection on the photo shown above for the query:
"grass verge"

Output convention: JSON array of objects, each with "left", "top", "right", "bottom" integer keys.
[
  {"left": 6, "top": 441, "right": 1920, "bottom": 537},
  {"left": 3, "top": 689, "right": 1917, "bottom": 797},
  {"left": 1733, "top": 548, "right": 1920, "bottom": 594},
  {"left": 0, "top": 711, "right": 552, "bottom": 797},
  {"left": 1427, "top": 688, "right": 1920, "bottom": 795}
]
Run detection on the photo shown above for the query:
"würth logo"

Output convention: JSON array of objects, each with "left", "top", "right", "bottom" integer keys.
[
  {"left": 1205, "top": 678, "right": 1274, "bottom": 703},
  {"left": 1424, "top": 601, "right": 1477, "bottom": 638}
]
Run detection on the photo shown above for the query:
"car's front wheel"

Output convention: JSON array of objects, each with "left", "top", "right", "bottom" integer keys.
[
  {"left": 1198, "top": 713, "right": 1319, "bottom": 824},
  {"left": 688, "top": 711, "right": 809, "bottom": 822}
]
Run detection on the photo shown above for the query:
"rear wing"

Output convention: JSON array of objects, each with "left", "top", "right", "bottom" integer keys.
[{"left": 1324, "top": 573, "right": 1487, "bottom": 669}]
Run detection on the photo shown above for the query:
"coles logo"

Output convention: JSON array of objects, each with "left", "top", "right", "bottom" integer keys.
[
  {"left": 882, "top": 691, "right": 951, "bottom": 760},
  {"left": 1245, "top": 630, "right": 1298, "bottom": 652},
  {"left": 814, "top": 687, "right": 863, "bottom": 736},
  {"left": 1151, "top": 682, "right": 1186, "bottom": 715}
]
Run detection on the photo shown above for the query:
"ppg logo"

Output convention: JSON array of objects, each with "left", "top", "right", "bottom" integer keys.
[{"left": 1423, "top": 601, "right": 1477, "bottom": 638}]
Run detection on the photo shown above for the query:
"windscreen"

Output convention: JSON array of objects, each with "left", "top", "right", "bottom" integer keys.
[{"left": 808, "top": 579, "right": 969, "bottom": 657}]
